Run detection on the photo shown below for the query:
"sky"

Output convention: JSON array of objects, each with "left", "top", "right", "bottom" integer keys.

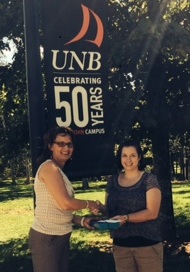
[{"left": 0, "top": 38, "right": 17, "bottom": 65}]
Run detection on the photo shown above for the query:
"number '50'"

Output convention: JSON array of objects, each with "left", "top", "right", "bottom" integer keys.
[{"left": 54, "top": 86, "right": 89, "bottom": 127}]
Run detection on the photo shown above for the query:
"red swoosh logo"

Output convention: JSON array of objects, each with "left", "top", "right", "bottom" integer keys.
[{"left": 65, "top": 4, "right": 104, "bottom": 47}]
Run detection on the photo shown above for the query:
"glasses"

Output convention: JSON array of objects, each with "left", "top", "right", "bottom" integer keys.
[{"left": 53, "top": 141, "right": 74, "bottom": 148}]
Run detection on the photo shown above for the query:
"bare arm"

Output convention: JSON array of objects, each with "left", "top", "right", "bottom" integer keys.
[
  {"left": 101, "top": 192, "right": 109, "bottom": 216},
  {"left": 38, "top": 161, "right": 98, "bottom": 211},
  {"left": 112, "top": 188, "right": 161, "bottom": 223}
]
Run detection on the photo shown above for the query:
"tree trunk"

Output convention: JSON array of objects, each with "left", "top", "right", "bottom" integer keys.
[
  {"left": 82, "top": 178, "right": 89, "bottom": 190},
  {"left": 10, "top": 160, "right": 17, "bottom": 185},
  {"left": 25, "top": 161, "right": 31, "bottom": 184},
  {"left": 152, "top": 125, "right": 176, "bottom": 241}
]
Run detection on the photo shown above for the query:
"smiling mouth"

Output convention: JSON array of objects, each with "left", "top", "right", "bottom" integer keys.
[{"left": 61, "top": 152, "right": 70, "bottom": 155}]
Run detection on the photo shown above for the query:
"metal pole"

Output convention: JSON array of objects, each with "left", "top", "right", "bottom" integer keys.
[{"left": 23, "top": 0, "right": 46, "bottom": 177}]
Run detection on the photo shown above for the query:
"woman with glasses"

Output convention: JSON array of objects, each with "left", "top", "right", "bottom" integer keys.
[{"left": 29, "top": 126, "right": 99, "bottom": 272}]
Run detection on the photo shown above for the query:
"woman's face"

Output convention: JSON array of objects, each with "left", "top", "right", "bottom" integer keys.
[
  {"left": 121, "top": 146, "right": 140, "bottom": 171},
  {"left": 49, "top": 133, "right": 74, "bottom": 164}
]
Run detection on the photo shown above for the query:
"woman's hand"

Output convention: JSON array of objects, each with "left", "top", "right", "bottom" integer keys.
[
  {"left": 81, "top": 217, "right": 95, "bottom": 230},
  {"left": 90, "top": 200, "right": 102, "bottom": 215},
  {"left": 110, "top": 215, "right": 129, "bottom": 225},
  {"left": 88, "top": 200, "right": 101, "bottom": 212}
]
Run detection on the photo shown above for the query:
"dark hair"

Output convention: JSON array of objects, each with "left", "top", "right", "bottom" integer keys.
[
  {"left": 37, "top": 126, "right": 75, "bottom": 165},
  {"left": 116, "top": 139, "right": 146, "bottom": 171}
]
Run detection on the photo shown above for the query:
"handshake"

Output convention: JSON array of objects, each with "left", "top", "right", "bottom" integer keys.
[
  {"left": 87, "top": 200, "right": 103, "bottom": 215},
  {"left": 79, "top": 200, "right": 106, "bottom": 230},
  {"left": 80, "top": 200, "right": 128, "bottom": 230}
]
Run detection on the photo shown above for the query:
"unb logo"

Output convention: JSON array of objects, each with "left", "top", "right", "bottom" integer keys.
[{"left": 65, "top": 4, "right": 104, "bottom": 47}]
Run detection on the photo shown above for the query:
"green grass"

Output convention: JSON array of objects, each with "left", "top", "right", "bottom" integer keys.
[
  {"left": 0, "top": 180, "right": 190, "bottom": 272},
  {"left": 172, "top": 183, "right": 190, "bottom": 230}
]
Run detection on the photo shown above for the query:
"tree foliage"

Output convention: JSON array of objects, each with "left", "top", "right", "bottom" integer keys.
[
  {"left": 0, "top": 0, "right": 29, "bottom": 183},
  {"left": 107, "top": 0, "right": 190, "bottom": 239},
  {"left": 0, "top": 0, "right": 190, "bottom": 239}
]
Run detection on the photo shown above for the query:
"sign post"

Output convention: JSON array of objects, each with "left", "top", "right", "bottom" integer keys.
[
  {"left": 24, "top": 0, "right": 116, "bottom": 179},
  {"left": 23, "top": 0, "right": 46, "bottom": 176}
]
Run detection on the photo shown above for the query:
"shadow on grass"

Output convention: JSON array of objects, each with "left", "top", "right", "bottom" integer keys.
[
  {"left": 0, "top": 182, "right": 33, "bottom": 202},
  {"left": 0, "top": 237, "right": 115, "bottom": 272},
  {"left": 70, "top": 244, "right": 115, "bottom": 272},
  {"left": 175, "top": 215, "right": 190, "bottom": 233},
  {"left": 1, "top": 236, "right": 190, "bottom": 272},
  {"left": 0, "top": 238, "right": 33, "bottom": 272},
  {"left": 0, "top": 180, "right": 106, "bottom": 202},
  {"left": 164, "top": 240, "right": 190, "bottom": 272},
  {"left": 173, "top": 189, "right": 190, "bottom": 195},
  {"left": 0, "top": 181, "right": 190, "bottom": 272}
]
